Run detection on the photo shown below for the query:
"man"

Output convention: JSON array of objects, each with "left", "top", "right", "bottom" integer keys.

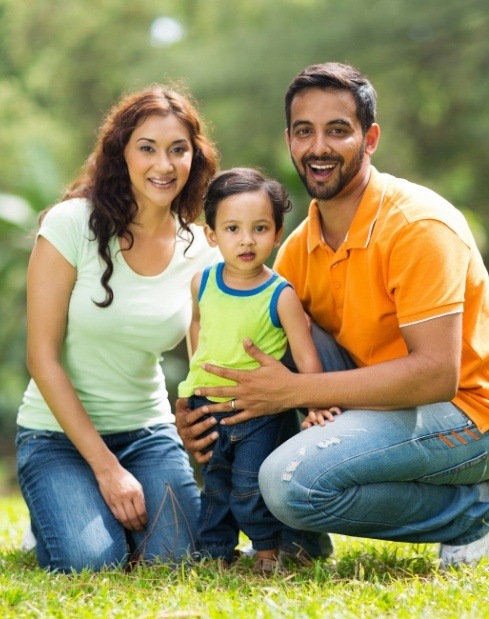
[{"left": 176, "top": 62, "right": 489, "bottom": 567}]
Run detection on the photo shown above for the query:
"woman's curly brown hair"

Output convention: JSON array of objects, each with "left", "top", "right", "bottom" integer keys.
[{"left": 53, "top": 85, "right": 218, "bottom": 307}]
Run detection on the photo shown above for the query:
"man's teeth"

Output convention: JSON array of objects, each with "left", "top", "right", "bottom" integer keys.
[{"left": 310, "top": 164, "right": 335, "bottom": 170}]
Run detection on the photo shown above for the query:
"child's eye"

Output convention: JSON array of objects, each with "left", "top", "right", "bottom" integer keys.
[
  {"left": 226, "top": 225, "right": 238, "bottom": 232},
  {"left": 255, "top": 225, "right": 268, "bottom": 233}
]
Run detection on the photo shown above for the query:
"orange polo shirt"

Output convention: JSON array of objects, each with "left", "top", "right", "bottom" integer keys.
[{"left": 275, "top": 167, "right": 489, "bottom": 431}]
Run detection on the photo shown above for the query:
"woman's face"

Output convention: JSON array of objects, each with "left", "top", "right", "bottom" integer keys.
[{"left": 124, "top": 113, "right": 193, "bottom": 211}]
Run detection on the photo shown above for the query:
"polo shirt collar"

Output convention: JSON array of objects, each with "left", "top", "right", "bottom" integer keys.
[{"left": 306, "top": 166, "right": 387, "bottom": 253}]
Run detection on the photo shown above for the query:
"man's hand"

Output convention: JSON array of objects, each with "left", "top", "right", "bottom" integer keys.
[
  {"left": 194, "top": 338, "right": 297, "bottom": 425},
  {"left": 174, "top": 398, "right": 219, "bottom": 464}
]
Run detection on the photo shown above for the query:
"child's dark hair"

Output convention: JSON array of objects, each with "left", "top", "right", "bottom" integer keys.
[{"left": 204, "top": 167, "right": 293, "bottom": 230}]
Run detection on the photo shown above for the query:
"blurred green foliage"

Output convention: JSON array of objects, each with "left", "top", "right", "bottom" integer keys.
[{"left": 0, "top": 0, "right": 488, "bottom": 467}]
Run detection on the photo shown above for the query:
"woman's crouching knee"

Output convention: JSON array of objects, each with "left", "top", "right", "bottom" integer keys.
[{"left": 38, "top": 537, "right": 129, "bottom": 574}]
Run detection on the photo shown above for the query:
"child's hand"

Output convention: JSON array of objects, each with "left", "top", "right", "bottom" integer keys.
[{"left": 301, "top": 406, "right": 342, "bottom": 429}]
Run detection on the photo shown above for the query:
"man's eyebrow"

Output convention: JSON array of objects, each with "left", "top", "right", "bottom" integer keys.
[
  {"left": 291, "top": 119, "right": 312, "bottom": 130},
  {"left": 329, "top": 118, "right": 353, "bottom": 127},
  {"left": 291, "top": 118, "right": 353, "bottom": 130}
]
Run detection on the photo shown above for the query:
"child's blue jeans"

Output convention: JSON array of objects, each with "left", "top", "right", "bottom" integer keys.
[{"left": 189, "top": 395, "right": 284, "bottom": 563}]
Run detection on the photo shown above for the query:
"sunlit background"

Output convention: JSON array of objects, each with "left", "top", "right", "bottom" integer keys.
[{"left": 1, "top": 0, "right": 488, "bottom": 492}]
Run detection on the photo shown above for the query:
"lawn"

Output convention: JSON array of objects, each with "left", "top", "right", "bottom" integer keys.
[{"left": 1, "top": 494, "right": 487, "bottom": 618}]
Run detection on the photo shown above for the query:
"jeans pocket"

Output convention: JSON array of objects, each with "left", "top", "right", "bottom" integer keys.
[
  {"left": 16, "top": 429, "right": 65, "bottom": 470},
  {"left": 229, "top": 421, "right": 250, "bottom": 442},
  {"left": 418, "top": 451, "right": 489, "bottom": 485}
]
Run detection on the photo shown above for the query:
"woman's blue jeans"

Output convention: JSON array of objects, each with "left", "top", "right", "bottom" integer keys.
[
  {"left": 259, "top": 325, "right": 489, "bottom": 546},
  {"left": 16, "top": 424, "right": 200, "bottom": 572}
]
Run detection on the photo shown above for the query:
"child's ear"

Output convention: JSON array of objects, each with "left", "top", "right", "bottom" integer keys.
[
  {"left": 274, "top": 226, "right": 284, "bottom": 247},
  {"left": 204, "top": 224, "right": 218, "bottom": 247}
]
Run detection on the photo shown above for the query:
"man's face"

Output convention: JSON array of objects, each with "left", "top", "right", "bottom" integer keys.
[{"left": 286, "top": 88, "right": 369, "bottom": 202}]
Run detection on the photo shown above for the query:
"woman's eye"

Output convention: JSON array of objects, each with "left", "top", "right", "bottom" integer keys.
[{"left": 171, "top": 145, "right": 190, "bottom": 155}]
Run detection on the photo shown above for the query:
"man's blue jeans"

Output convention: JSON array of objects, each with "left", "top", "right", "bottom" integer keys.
[
  {"left": 259, "top": 325, "right": 489, "bottom": 546},
  {"left": 16, "top": 424, "right": 200, "bottom": 572},
  {"left": 189, "top": 395, "right": 284, "bottom": 563}
]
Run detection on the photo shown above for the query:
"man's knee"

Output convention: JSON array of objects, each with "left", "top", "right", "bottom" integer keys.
[{"left": 259, "top": 454, "right": 297, "bottom": 523}]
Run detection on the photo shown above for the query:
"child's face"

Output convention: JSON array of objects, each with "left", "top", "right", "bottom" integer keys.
[{"left": 205, "top": 189, "right": 283, "bottom": 273}]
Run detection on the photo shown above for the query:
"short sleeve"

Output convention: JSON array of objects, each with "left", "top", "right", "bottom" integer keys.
[
  {"left": 389, "top": 219, "right": 471, "bottom": 326},
  {"left": 37, "top": 198, "right": 91, "bottom": 267}
]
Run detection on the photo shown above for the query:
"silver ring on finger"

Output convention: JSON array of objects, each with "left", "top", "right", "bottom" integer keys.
[{"left": 231, "top": 398, "right": 237, "bottom": 411}]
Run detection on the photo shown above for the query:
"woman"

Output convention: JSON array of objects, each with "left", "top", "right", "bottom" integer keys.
[{"left": 16, "top": 84, "right": 219, "bottom": 572}]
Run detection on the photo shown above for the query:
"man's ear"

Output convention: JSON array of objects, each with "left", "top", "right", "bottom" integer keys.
[
  {"left": 365, "top": 123, "right": 381, "bottom": 156},
  {"left": 284, "top": 128, "right": 290, "bottom": 148},
  {"left": 204, "top": 224, "right": 218, "bottom": 247}
]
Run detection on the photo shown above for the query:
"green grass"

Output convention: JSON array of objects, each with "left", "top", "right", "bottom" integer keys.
[{"left": 1, "top": 494, "right": 488, "bottom": 618}]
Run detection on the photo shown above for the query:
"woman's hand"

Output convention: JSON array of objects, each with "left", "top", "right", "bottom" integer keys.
[
  {"left": 194, "top": 338, "right": 298, "bottom": 425},
  {"left": 95, "top": 462, "right": 148, "bottom": 531},
  {"left": 175, "top": 398, "right": 219, "bottom": 464}
]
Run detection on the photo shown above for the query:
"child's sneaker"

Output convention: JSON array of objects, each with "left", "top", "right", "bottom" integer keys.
[{"left": 439, "top": 530, "right": 489, "bottom": 568}]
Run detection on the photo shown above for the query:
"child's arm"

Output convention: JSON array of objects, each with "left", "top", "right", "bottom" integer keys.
[
  {"left": 276, "top": 286, "right": 323, "bottom": 374},
  {"left": 187, "top": 271, "right": 203, "bottom": 357},
  {"left": 277, "top": 286, "right": 341, "bottom": 424}
]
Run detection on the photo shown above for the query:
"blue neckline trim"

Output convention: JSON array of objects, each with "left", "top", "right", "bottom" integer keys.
[{"left": 215, "top": 262, "right": 278, "bottom": 296}]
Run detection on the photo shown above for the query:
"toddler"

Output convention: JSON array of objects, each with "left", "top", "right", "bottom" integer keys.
[{"left": 179, "top": 167, "right": 338, "bottom": 574}]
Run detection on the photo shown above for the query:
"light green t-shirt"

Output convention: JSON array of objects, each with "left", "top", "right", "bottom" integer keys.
[
  {"left": 17, "top": 198, "right": 219, "bottom": 433},
  {"left": 178, "top": 262, "right": 290, "bottom": 402}
]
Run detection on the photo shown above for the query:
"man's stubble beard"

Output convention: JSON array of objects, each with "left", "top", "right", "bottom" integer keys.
[{"left": 291, "top": 139, "right": 366, "bottom": 201}]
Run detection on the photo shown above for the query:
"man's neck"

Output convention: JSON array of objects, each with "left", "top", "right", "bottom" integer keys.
[{"left": 316, "top": 166, "right": 371, "bottom": 251}]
